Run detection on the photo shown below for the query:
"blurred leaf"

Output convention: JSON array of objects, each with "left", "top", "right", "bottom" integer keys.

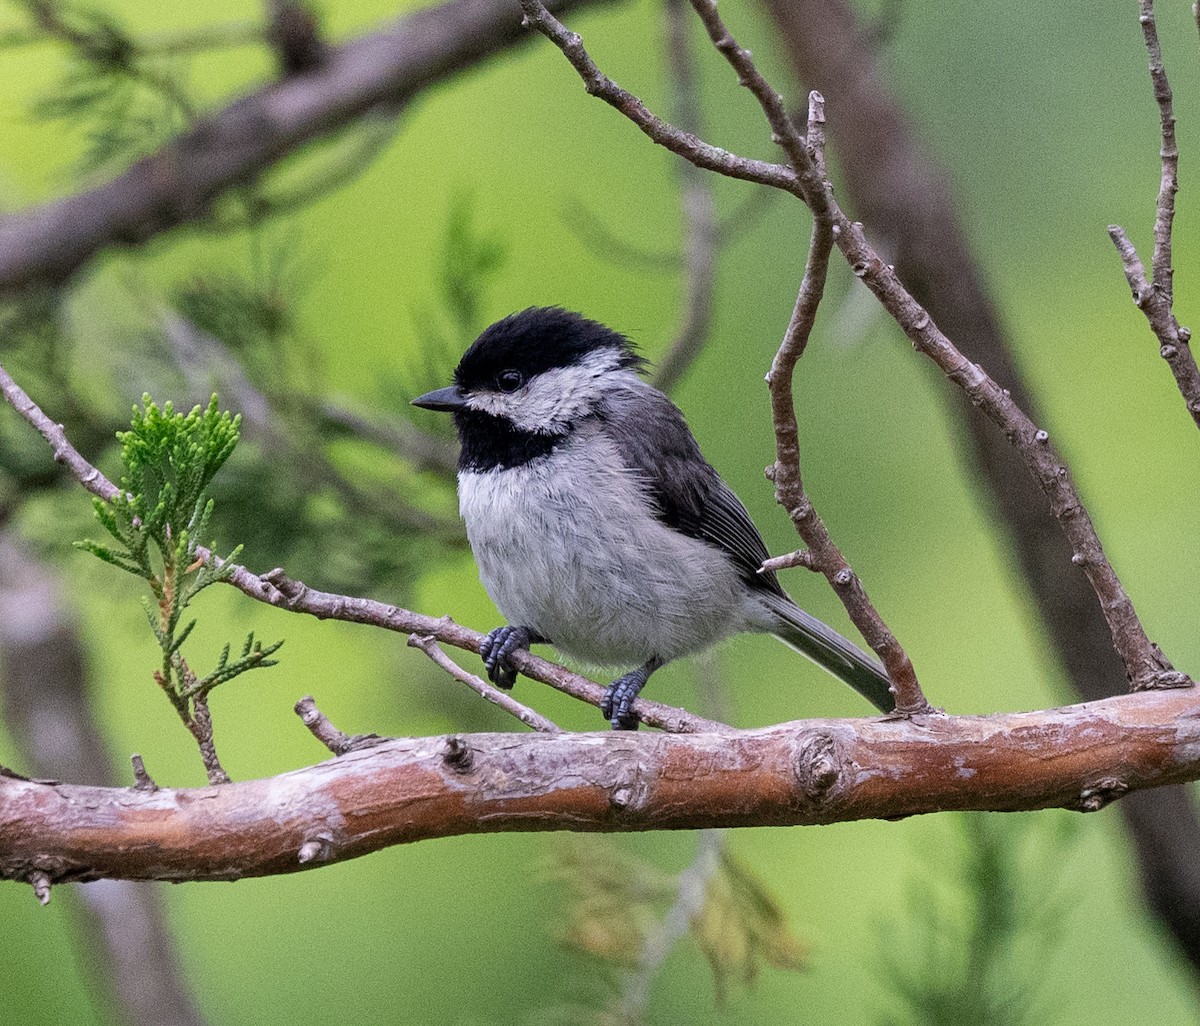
[
  {"left": 440, "top": 191, "right": 508, "bottom": 336},
  {"left": 34, "top": 57, "right": 184, "bottom": 178},
  {"left": 693, "top": 849, "right": 808, "bottom": 1004}
]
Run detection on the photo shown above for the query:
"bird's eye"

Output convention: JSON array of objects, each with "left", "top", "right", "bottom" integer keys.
[{"left": 496, "top": 369, "right": 525, "bottom": 393}]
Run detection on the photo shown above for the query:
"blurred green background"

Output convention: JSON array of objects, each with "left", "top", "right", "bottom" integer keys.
[{"left": 2, "top": 0, "right": 1199, "bottom": 1022}]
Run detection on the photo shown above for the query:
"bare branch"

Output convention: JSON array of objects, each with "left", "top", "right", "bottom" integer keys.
[
  {"left": 1106, "top": 0, "right": 1200, "bottom": 428},
  {"left": 407, "top": 634, "right": 563, "bottom": 733},
  {"left": 517, "top": 0, "right": 799, "bottom": 193},
  {"left": 4, "top": 688, "right": 1200, "bottom": 885},
  {"left": 1140, "top": 0, "right": 1179, "bottom": 301},
  {"left": 765, "top": 96, "right": 925, "bottom": 714},
  {"left": 0, "top": 361, "right": 120, "bottom": 503},
  {"left": 244, "top": 569, "right": 729, "bottom": 733}
]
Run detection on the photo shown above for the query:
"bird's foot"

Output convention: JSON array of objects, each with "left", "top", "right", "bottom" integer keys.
[
  {"left": 480, "top": 625, "right": 541, "bottom": 689},
  {"left": 600, "top": 670, "right": 649, "bottom": 731}
]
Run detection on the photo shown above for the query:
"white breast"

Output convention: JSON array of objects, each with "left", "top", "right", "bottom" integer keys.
[{"left": 458, "top": 427, "right": 745, "bottom": 668}]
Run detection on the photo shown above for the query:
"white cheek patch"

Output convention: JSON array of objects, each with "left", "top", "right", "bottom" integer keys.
[{"left": 464, "top": 349, "right": 631, "bottom": 432}]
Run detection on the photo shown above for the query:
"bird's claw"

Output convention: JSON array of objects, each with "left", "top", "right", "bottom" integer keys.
[
  {"left": 601, "top": 673, "right": 644, "bottom": 731},
  {"left": 480, "top": 625, "right": 535, "bottom": 689}
]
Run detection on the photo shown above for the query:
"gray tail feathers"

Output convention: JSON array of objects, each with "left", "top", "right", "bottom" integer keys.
[{"left": 760, "top": 593, "right": 895, "bottom": 714}]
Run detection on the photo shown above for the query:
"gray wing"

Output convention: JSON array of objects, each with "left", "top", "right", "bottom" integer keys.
[{"left": 597, "top": 383, "right": 787, "bottom": 598}]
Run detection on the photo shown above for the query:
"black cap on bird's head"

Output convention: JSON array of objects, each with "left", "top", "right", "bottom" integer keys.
[
  {"left": 411, "top": 308, "right": 645, "bottom": 429},
  {"left": 454, "top": 307, "right": 643, "bottom": 391}
]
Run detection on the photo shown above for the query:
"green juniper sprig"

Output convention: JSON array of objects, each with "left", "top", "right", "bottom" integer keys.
[{"left": 78, "top": 394, "right": 282, "bottom": 784}]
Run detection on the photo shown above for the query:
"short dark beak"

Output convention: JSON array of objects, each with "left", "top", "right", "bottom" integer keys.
[{"left": 411, "top": 385, "right": 468, "bottom": 412}]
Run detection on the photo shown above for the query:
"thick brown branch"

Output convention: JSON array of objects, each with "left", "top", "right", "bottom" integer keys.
[
  {"left": 3, "top": 689, "right": 1200, "bottom": 884},
  {"left": 0, "top": 0, "right": 609, "bottom": 294}
]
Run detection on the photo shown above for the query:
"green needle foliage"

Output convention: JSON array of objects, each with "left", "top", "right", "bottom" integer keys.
[
  {"left": 78, "top": 394, "right": 282, "bottom": 783},
  {"left": 875, "top": 812, "right": 1079, "bottom": 1026}
]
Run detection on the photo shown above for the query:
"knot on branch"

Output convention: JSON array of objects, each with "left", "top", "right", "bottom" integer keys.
[
  {"left": 263, "top": 567, "right": 308, "bottom": 608},
  {"left": 442, "top": 735, "right": 475, "bottom": 773},
  {"left": 608, "top": 755, "right": 650, "bottom": 815},
  {"left": 1077, "top": 777, "right": 1129, "bottom": 813},
  {"left": 792, "top": 731, "right": 845, "bottom": 806}
]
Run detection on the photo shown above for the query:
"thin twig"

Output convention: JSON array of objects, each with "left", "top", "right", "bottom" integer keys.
[
  {"left": 686, "top": 0, "right": 817, "bottom": 195},
  {"left": 518, "top": 0, "right": 1186, "bottom": 694},
  {"left": 759, "top": 549, "right": 815, "bottom": 574},
  {"left": 293, "top": 695, "right": 383, "bottom": 755},
  {"left": 0, "top": 363, "right": 728, "bottom": 735},
  {"left": 765, "top": 97, "right": 926, "bottom": 714},
  {"left": 408, "top": 634, "right": 562, "bottom": 733},
  {"left": 130, "top": 754, "right": 158, "bottom": 791},
  {"left": 517, "top": 0, "right": 800, "bottom": 194},
  {"left": 0, "top": 362, "right": 119, "bottom": 504},
  {"left": 1106, "top": 0, "right": 1200, "bottom": 428}
]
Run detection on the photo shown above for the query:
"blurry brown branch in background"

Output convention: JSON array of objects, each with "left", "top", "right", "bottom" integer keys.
[
  {"left": 1107, "top": 0, "right": 1200, "bottom": 428},
  {"left": 649, "top": 0, "right": 718, "bottom": 395},
  {"left": 0, "top": 535, "right": 207, "bottom": 1026},
  {"left": 754, "top": 0, "right": 1200, "bottom": 973},
  {"left": 0, "top": 0, "right": 611, "bottom": 295}
]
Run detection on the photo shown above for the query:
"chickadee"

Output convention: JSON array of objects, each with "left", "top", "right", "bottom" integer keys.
[{"left": 413, "top": 307, "right": 894, "bottom": 729}]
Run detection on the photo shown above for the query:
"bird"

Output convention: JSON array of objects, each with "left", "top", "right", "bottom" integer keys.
[{"left": 412, "top": 307, "right": 894, "bottom": 729}]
